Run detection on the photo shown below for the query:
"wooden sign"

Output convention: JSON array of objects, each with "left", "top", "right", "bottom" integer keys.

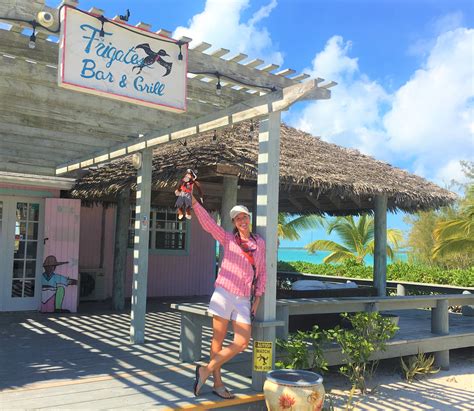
[
  {"left": 58, "top": 6, "right": 187, "bottom": 112},
  {"left": 253, "top": 341, "right": 273, "bottom": 372}
]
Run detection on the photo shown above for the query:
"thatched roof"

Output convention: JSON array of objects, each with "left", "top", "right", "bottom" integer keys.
[{"left": 71, "top": 122, "right": 456, "bottom": 215}]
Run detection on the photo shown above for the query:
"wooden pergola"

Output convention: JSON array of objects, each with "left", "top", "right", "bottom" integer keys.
[{"left": 0, "top": 0, "right": 341, "bottom": 389}]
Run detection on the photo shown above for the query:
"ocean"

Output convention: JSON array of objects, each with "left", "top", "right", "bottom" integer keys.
[{"left": 277, "top": 248, "right": 407, "bottom": 265}]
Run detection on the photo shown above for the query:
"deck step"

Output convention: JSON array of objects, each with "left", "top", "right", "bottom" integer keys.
[{"left": 173, "top": 394, "right": 265, "bottom": 410}]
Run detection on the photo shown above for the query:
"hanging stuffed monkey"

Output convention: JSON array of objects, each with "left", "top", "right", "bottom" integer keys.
[{"left": 174, "top": 169, "right": 203, "bottom": 219}]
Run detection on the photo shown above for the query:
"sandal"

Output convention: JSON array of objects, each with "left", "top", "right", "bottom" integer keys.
[
  {"left": 193, "top": 365, "right": 205, "bottom": 396},
  {"left": 212, "top": 385, "right": 235, "bottom": 399}
]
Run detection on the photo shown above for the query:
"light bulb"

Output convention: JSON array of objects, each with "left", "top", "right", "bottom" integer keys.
[{"left": 29, "top": 33, "right": 36, "bottom": 49}]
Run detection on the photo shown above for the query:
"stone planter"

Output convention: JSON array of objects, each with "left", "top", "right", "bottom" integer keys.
[{"left": 263, "top": 370, "right": 325, "bottom": 411}]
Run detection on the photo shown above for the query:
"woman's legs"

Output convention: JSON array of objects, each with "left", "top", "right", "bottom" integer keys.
[
  {"left": 210, "top": 316, "right": 229, "bottom": 389},
  {"left": 197, "top": 320, "right": 251, "bottom": 393}
]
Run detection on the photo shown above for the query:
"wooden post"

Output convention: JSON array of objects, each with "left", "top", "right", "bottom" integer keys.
[
  {"left": 253, "top": 111, "right": 281, "bottom": 391},
  {"left": 397, "top": 284, "right": 406, "bottom": 296},
  {"left": 219, "top": 175, "right": 238, "bottom": 265},
  {"left": 431, "top": 299, "right": 450, "bottom": 369},
  {"left": 252, "top": 187, "right": 258, "bottom": 231},
  {"left": 112, "top": 189, "right": 130, "bottom": 311},
  {"left": 130, "top": 149, "right": 153, "bottom": 344},
  {"left": 373, "top": 195, "right": 388, "bottom": 297}
]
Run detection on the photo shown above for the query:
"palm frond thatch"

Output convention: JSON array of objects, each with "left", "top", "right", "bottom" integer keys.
[{"left": 71, "top": 122, "right": 456, "bottom": 214}]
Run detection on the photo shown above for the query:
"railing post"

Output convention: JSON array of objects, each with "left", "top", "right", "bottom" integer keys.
[
  {"left": 431, "top": 299, "right": 449, "bottom": 370},
  {"left": 276, "top": 304, "right": 289, "bottom": 340},
  {"left": 180, "top": 313, "right": 203, "bottom": 362},
  {"left": 461, "top": 290, "right": 474, "bottom": 316}
]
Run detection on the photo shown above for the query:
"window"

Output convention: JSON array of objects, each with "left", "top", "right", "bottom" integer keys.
[{"left": 128, "top": 206, "right": 188, "bottom": 251}]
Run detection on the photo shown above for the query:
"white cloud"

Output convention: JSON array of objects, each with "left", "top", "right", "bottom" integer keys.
[
  {"left": 174, "top": 0, "right": 283, "bottom": 65},
  {"left": 294, "top": 36, "right": 389, "bottom": 157},
  {"left": 291, "top": 26, "right": 474, "bottom": 186},
  {"left": 384, "top": 28, "right": 474, "bottom": 168},
  {"left": 435, "top": 159, "right": 468, "bottom": 188}
]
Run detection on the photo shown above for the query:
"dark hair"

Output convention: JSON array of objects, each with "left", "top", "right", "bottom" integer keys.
[{"left": 233, "top": 227, "right": 257, "bottom": 239}]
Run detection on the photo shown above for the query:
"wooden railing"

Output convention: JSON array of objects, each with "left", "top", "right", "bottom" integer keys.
[{"left": 172, "top": 294, "right": 474, "bottom": 369}]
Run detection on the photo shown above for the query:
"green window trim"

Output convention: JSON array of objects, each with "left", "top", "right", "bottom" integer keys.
[{"left": 127, "top": 205, "right": 190, "bottom": 256}]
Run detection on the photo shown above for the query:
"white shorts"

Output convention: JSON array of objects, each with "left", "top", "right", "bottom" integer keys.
[{"left": 208, "top": 287, "right": 251, "bottom": 325}]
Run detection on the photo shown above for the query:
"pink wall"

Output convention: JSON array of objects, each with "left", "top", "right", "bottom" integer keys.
[
  {"left": 79, "top": 206, "right": 104, "bottom": 268},
  {"left": 79, "top": 204, "right": 215, "bottom": 298}
]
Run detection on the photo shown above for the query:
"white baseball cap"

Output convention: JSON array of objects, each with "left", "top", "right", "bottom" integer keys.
[{"left": 230, "top": 205, "right": 251, "bottom": 220}]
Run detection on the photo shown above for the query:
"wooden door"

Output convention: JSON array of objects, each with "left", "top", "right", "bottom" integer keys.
[
  {"left": 42, "top": 198, "right": 81, "bottom": 313},
  {"left": 0, "top": 197, "right": 44, "bottom": 311}
]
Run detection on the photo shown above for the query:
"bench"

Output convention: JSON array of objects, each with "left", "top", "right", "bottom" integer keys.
[
  {"left": 170, "top": 302, "right": 284, "bottom": 362},
  {"left": 275, "top": 294, "right": 474, "bottom": 369}
]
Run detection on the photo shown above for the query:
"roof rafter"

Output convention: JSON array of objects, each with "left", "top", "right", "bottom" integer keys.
[{"left": 56, "top": 79, "right": 331, "bottom": 174}]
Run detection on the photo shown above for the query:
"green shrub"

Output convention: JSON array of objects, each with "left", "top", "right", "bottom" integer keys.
[
  {"left": 276, "top": 312, "right": 398, "bottom": 394},
  {"left": 401, "top": 352, "right": 439, "bottom": 382},
  {"left": 277, "top": 260, "right": 474, "bottom": 288},
  {"left": 276, "top": 325, "right": 328, "bottom": 374},
  {"left": 326, "top": 312, "right": 398, "bottom": 393}
]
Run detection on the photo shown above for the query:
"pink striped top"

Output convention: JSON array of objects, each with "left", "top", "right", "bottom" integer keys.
[{"left": 193, "top": 201, "right": 267, "bottom": 297}]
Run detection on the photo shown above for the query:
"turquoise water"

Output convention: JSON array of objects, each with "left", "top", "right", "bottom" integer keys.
[{"left": 277, "top": 248, "right": 407, "bottom": 265}]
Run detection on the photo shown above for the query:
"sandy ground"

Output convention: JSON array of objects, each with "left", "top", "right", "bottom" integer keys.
[{"left": 322, "top": 348, "right": 474, "bottom": 411}]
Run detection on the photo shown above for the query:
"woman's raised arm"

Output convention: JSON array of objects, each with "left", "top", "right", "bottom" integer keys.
[{"left": 192, "top": 197, "right": 226, "bottom": 245}]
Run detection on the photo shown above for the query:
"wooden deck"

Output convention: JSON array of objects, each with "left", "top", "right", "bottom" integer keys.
[
  {"left": 0, "top": 300, "right": 472, "bottom": 410},
  {"left": 0, "top": 300, "right": 263, "bottom": 410}
]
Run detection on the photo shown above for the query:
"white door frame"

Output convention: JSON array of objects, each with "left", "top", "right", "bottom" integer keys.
[{"left": 0, "top": 196, "right": 45, "bottom": 311}]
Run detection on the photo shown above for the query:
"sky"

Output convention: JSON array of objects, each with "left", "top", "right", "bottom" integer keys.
[{"left": 45, "top": 0, "right": 474, "bottom": 247}]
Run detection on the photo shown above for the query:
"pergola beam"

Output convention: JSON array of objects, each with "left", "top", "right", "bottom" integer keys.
[{"left": 56, "top": 80, "right": 330, "bottom": 174}]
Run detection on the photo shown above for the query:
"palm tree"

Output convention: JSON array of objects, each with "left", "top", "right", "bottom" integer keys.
[
  {"left": 278, "top": 213, "right": 323, "bottom": 241},
  {"left": 305, "top": 215, "right": 403, "bottom": 264},
  {"left": 432, "top": 185, "right": 474, "bottom": 259}
]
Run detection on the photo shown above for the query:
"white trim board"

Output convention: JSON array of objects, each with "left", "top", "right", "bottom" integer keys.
[{"left": 0, "top": 171, "right": 76, "bottom": 189}]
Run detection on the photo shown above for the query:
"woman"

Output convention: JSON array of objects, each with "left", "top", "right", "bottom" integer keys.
[{"left": 191, "top": 196, "right": 266, "bottom": 399}]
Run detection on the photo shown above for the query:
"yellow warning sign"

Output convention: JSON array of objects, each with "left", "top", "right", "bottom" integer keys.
[{"left": 253, "top": 341, "right": 273, "bottom": 372}]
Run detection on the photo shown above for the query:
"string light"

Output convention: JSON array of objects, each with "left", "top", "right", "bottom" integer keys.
[
  {"left": 28, "top": 21, "right": 37, "bottom": 49},
  {"left": 192, "top": 70, "right": 277, "bottom": 95},
  {"left": 98, "top": 15, "right": 107, "bottom": 39},
  {"left": 216, "top": 73, "right": 222, "bottom": 96},
  {"left": 248, "top": 120, "right": 254, "bottom": 140},
  {"left": 1, "top": 7, "right": 280, "bottom": 98}
]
